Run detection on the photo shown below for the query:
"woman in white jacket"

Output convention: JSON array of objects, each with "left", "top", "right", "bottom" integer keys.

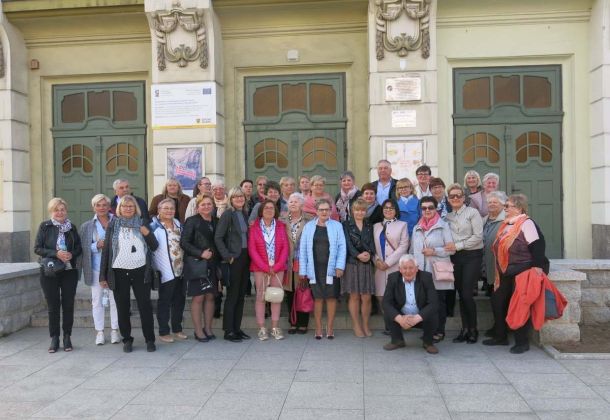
[{"left": 411, "top": 196, "right": 455, "bottom": 343}]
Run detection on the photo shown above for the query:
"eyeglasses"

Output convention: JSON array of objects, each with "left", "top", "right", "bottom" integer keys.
[
  {"left": 121, "top": 205, "right": 135, "bottom": 209},
  {"left": 504, "top": 203, "right": 517, "bottom": 209},
  {"left": 416, "top": 172, "right": 430, "bottom": 176},
  {"left": 397, "top": 186, "right": 411, "bottom": 190},
  {"left": 448, "top": 194, "right": 464, "bottom": 199},
  {"left": 159, "top": 207, "right": 175, "bottom": 211},
  {"left": 421, "top": 205, "right": 435, "bottom": 211},
  {"left": 317, "top": 208, "right": 331, "bottom": 212},
  {"left": 383, "top": 207, "right": 395, "bottom": 211}
]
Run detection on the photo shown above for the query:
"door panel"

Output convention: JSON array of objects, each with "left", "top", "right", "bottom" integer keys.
[{"left": 102, "top": 135, "right": 146, "bottom": 200}]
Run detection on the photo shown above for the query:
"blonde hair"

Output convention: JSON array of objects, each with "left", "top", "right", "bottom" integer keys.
[
  {"left": 47, "top": 197, "right": 68, "bottom": 214},
  {"left": 90, "top": 194, "right": 110, "bottom": 208},
  {"left": 508, "top": 194, "right": 529, "bottom": 214},
  {"left": 195, "top": 193, "right": 214, "bottom": 207},
  {"left": 463, "top": 170, "right": 482, "bottom": 188},
  {"left": 310, "top": 175, "right": 326, "bottom": 186},
  {"left": 446, "top": 183, "right": 464, "bottom": 196},
  {"left": 116, "top": 195, "right": 141, "bottom": 217},
  {"left": 395, "top": 178, "right": 414, "bottom": 199},
  {"left": 161, "top": 178, "right": 183, "bottom": 196}
]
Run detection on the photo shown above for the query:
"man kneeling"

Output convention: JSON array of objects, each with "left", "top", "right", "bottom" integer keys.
[{"left": 382, "top": 255, "right": 439, "bottom": 354}]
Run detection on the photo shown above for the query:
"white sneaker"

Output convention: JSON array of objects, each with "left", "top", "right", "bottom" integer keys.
[
  {"left": 271, "top": 327, "right": 284, "bottom": 340},
  {"left": 95, "top": 331, "right": 105, "bottom": 346},
  {"left": 258, "top": 327, "right": 269, "bottom": 341},
  {"left": 110, "top": 329, "right": 120, "bottom": 344}
]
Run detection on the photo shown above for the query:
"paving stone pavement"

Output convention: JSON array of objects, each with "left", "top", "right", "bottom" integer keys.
[{"left": 1, "top": 327, "right": 609, "bottom": 419}]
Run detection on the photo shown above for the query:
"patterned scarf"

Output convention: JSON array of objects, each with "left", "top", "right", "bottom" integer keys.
[
  {"left": 52, "top": 218, "right": 73, "bottom": 268},
  {"left": 288, "top": 213, "right": 302, "bottom": 243},
  {"left": 492, "top": 214, "right": 528, "bottom": 290},
  {"left": 111, "top": 215, "right": 145, "bottom": 265},
  {"left": 336, "top": 187, "right": 359, "bottom": 221},
  {"left": 260, "top": 218, "right": 276, "bottom": 265}
]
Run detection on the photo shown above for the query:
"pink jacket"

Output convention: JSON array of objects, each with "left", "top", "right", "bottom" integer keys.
[{"left": 248, "top": 219, "right": 289, "bottom": 273}]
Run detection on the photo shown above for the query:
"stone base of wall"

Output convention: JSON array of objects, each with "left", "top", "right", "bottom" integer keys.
[
  {"left": 536, "top": 263, "right": 586, "bottom": 344},
  {"left": 0, "top": 263, "right": 44, "bottom": 337},
  {"left": 592, "top": 225, "right": 610, "bottom": 259},
  {"left": 552, "top": 259, "right": 610, "bottom": 326},
  {"left": 0, "top": 231, "right": 31, "bottom": 263}
]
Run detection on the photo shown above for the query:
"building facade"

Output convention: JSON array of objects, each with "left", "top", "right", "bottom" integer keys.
[{"left": 0, "top": 0, "right": 608, "bottom": 261}]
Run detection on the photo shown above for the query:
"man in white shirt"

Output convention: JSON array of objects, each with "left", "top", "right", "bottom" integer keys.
[
  {"left": 382, "top": 255, "right": 439, "bottom": 353},
  {"left": 372, "top": 159, "right": 397, "bottom": 205}
]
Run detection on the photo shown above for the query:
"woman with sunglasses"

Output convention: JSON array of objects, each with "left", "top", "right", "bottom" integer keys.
[
  {"left": 412, "top": 196, "right": 456, "bottom": 343},
  {"left": 445, "top": 184, "right": 484, "bottom": 344}
]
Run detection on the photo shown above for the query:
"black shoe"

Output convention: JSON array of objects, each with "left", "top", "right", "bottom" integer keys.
[
  {"left": 194, "top": 332, "right": 210, "bottom": 343},
  {"left": 484, "top": 328, "right": 495, "bottom": 338},
  {"left": 63, "top": 335, "right": 73, "bottom": 352},
  {"left": 466, "top": 330, "right": 478, "bottom": 344},
  {"left": 146, "top": 341, "right": 156, "bottom": 352},
  {"left": 224, "top": 332, "right": 242, "bottom": 342},
  {"left": 510, "top": 344, "right": 530, "bottom": 354},
  {"left": 237, "top": 330, "right": 251, "bottom": 340},
  {"left": 453, "top": 329, "right": 467, "bottom": 343},
  {"left": 288, "top": 327, "right": 297, "bottom": 335},
  {"left": 382, "top": 330, "right": 390, "bottom": 336},
  {"left": 482, "top": 337, "right": 509, "bottom": 346},
  {"left": 204, "top": 331, "right": 216, "bottom": 340},
  {"left": 123, "top": 340, "right": 133, "bottom": 353},
  {"left": 48, "top": 336, "right": 59, "bottom": 353}
]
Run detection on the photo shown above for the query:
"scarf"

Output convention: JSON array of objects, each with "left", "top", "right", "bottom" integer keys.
[
  {"left": 417, "top": 212, "right": 440, "bottom": 232},
  {"left": 366, "top": 203, "right": 377, "bottom": 218},
  {"left": 493, "top": 213, "right": 528, "bottom": 289},
  {"left": 437, "top": 197, "right": 449, "bottom": 219},
  {"left": 260, "top": 218, "right": 276, "bottom": 265},
  {"left": 288, "top": 213, "right": 302, "bottom": 243},
  {"left": 111, "top": 215, "right": 145, "bottom": 265},
  {"left": 336, "top": 187, "right": 359, "bottom": 221},
  {"left": 52, "top": 218, "right": 73, "bottom": 268}
]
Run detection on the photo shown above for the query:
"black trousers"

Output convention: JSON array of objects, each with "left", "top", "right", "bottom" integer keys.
[
  {"left": 113, "top": 266, "right": 155, "bottom": 343},
  {"left": 491, "top": 273, "right": 531, "bottom": 346},
  {"left": 40, "top": 269, "right": 78, "bottom": 337},
  {"left": 156, "top": 276, "right": 186, "bottom": 336},
  {"left": 285, "top": 273, "right": 310, "bottom": 328},
  {"left": 451, "top": 249, "right": 483, "bottom": 330},
  {"left": 384, "top": 311, "right": 438, "bottom": 346},
  {"left": 222, "top": 249, "right": 250, "bottom": 333},
  {"left": 436, "top": 289, "right": 450, "bottom": 334}
]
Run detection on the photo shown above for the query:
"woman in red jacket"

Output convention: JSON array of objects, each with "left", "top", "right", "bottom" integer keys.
[{"left": 248, "top": 199, "right": 290, "bottom": 341}]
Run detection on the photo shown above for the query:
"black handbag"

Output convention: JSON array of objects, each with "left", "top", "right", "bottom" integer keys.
[
  {"left": 183, "top": 256, "right": 208, "bottom": 282},
  {"left": 40, "top": 257, "right": 65, "bottom": 277}
]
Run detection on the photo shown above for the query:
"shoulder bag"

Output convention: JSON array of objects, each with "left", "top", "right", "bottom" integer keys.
[
  {"left": 264, "top": 273, "right": 285, "bottom": 303},
  {"left": 424, "top": 238, "right": 454, "bottom": 282}
]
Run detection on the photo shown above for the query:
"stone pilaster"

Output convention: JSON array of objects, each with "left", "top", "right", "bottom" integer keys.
[
  {"left": 367, "top": 0, "right": 437, "bottom": 180},
  {"left": 145, "top": 0, "right": 224, "bottom": 194},
  {"left": 590, "top": 0, "right": 610, "bottom": 258},
  {"left": 0, "top": 7, "right": 31, "bottom": 262}
]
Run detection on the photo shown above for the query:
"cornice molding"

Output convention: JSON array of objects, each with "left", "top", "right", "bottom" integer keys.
[
  {"left": 221, "top": 21, "right": 366, "bottom": 39},
  {"left": 437, "top": 9, "right": 591, "bottom": 28},
  {"left": 24, "top": 33, "right": 151, "bottom": 48}
]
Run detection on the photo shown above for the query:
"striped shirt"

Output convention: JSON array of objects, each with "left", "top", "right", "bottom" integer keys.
[{"left": 445, "top": 205, "right": 484, "bottom": 251}]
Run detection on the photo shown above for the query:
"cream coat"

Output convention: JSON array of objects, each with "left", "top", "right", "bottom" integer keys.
[
  {"left": 279, "top": 212, "right": 313, "bottom": 291},
  {"left": 373, "top": 220, "right": 409, "bottom": 297}
]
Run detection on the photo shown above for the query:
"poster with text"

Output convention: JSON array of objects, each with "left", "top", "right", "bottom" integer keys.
[
  {"left": 152, "top": 82, "right": 216, "bottom": 129},
  {"left": 166, "top": 146, "right": 204, "bottom": 195},
  {"left": 385, "top": 141, "right": 424, "bottom": 182}
]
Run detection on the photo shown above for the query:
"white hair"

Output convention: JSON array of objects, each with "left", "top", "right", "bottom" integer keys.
[
  {"left": 399, "top": 254, "right": 418, "bottom": 267},
  {"left": 487, "top": 191, "right": 507, "bottom": 205},
  {"left": 288, "top": 192, "right": 305, "bottom": 205},
  {"left": 482, "top": 172, "right": 500, "bottom": 184},
  {"left": 112, "top": 178, "right": 128, "bottom": 190}
]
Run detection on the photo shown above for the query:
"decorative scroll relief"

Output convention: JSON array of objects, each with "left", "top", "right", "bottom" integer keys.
[
  {"left": 375, "top": 0, "right": 431, "bottom": 60},
  {"left": 0, "top": 39, "right": 4, "bottom": 78},
  {"left": 150, "top": 5, "right": 208, "bottom": 70}
]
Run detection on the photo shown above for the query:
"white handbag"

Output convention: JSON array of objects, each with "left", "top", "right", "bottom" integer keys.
[{"left": 264, "top": 274, "right": 285, "bottom": 303}]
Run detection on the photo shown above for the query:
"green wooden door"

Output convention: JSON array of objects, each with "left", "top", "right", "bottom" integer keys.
[
  {"left": 52, "top": 82, "right": 147, "bottom": 227},
  {"left": 244, "top": 74, "right": 346, "bottom": 196},
  {"left": 454, "top": 66, "right": 563, "bottom": 258}
]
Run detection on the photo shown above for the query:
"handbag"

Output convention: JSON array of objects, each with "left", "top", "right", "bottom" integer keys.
[
  {"left": 290, "top": 285, "right": 314, "bottom": 325},
  {"left": 264, "top": 274, "right": 285, "bottom": 303},
  {"left": 432, "top": 260, "right": 455, "bottom": 282},
  {"left": 40, "top": 257, "right": 65, "bottom": 277},
  {"left": 183, "top": 256, "right": 208, "bottom": 282}
]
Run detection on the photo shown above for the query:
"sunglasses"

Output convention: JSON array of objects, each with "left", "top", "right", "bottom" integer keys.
[
  {"left": 448, "top": 194, "right": 464, "bottom": 199},
  {"left": 421, "top": 205, "right": 435, "bottom": 211}
]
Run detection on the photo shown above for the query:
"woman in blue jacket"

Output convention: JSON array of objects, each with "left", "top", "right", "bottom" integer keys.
[
  {"left": 299, "top": 198, "right": 347, "bottom": 339},
  {"left": 395, "top": 178, "right": 420, "bottom": 238}
]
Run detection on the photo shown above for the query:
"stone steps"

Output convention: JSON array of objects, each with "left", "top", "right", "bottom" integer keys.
[{"left": 31, "top": 290, "right": 494, "bottom": 331}]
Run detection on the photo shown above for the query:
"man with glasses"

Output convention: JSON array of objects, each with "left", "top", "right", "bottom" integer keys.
[
  {"left": 414, "top": 165, "right": 433, "bottom": 199},
  {"left": 372, "top": 159, "right": 398, "bottom": 205}
]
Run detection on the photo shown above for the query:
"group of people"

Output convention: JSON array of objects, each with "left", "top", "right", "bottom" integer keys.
[{"left": 34, "top": 160, "right": 550, "bottom": 356}]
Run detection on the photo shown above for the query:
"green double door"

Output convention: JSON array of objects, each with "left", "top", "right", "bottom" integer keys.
[
  {"left": 244, "top": 74, "right": 346, "bottom": 196},
  {"left": 52, "top": 82, "right": 147, "bottom": 227},
  {"left": 454, "top": 66, "right": 563, "bottom": 258}
]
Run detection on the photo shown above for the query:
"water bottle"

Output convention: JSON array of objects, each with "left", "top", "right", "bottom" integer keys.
[{"left": 102, "top": 289, "right": 109, "bottom": 308}]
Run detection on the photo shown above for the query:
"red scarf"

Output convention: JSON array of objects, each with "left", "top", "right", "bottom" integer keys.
[{"left": 417, "top": 212, "right": 440, "bottom": 232}]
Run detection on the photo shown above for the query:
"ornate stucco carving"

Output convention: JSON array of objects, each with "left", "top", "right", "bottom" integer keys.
[
  {"left": 375, "top": 0, "right": 431, "bottom": 60},
  {"left": 0, "top": 39, "right": 4, "bottom": 78},
  {"left": 150, "top": 6, "right": 208, "bottom": 70}
]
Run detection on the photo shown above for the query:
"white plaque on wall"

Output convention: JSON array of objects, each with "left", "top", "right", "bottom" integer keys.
[
  {"left": 152, "top": 82, "right": 216, "bottom": 129},
  {"left": 391, "top": 109, "right": 417, "bottom": 128},
  {"left": 385, "top": 77, "right": 422, "bottom": 101},
  {"left": 385, "top": 140, "right": 424, "bottom": 181}
]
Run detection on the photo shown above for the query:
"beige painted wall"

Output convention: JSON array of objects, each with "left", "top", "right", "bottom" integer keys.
[
  {"left": 216, "top": 0, "right": 369, "bottom": 188},
  {"left": 437, "top": 0, "right": 593, "bottom": 258},
  {"left": 8, "top": 11, "right": 152, "bottom": 246}
]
